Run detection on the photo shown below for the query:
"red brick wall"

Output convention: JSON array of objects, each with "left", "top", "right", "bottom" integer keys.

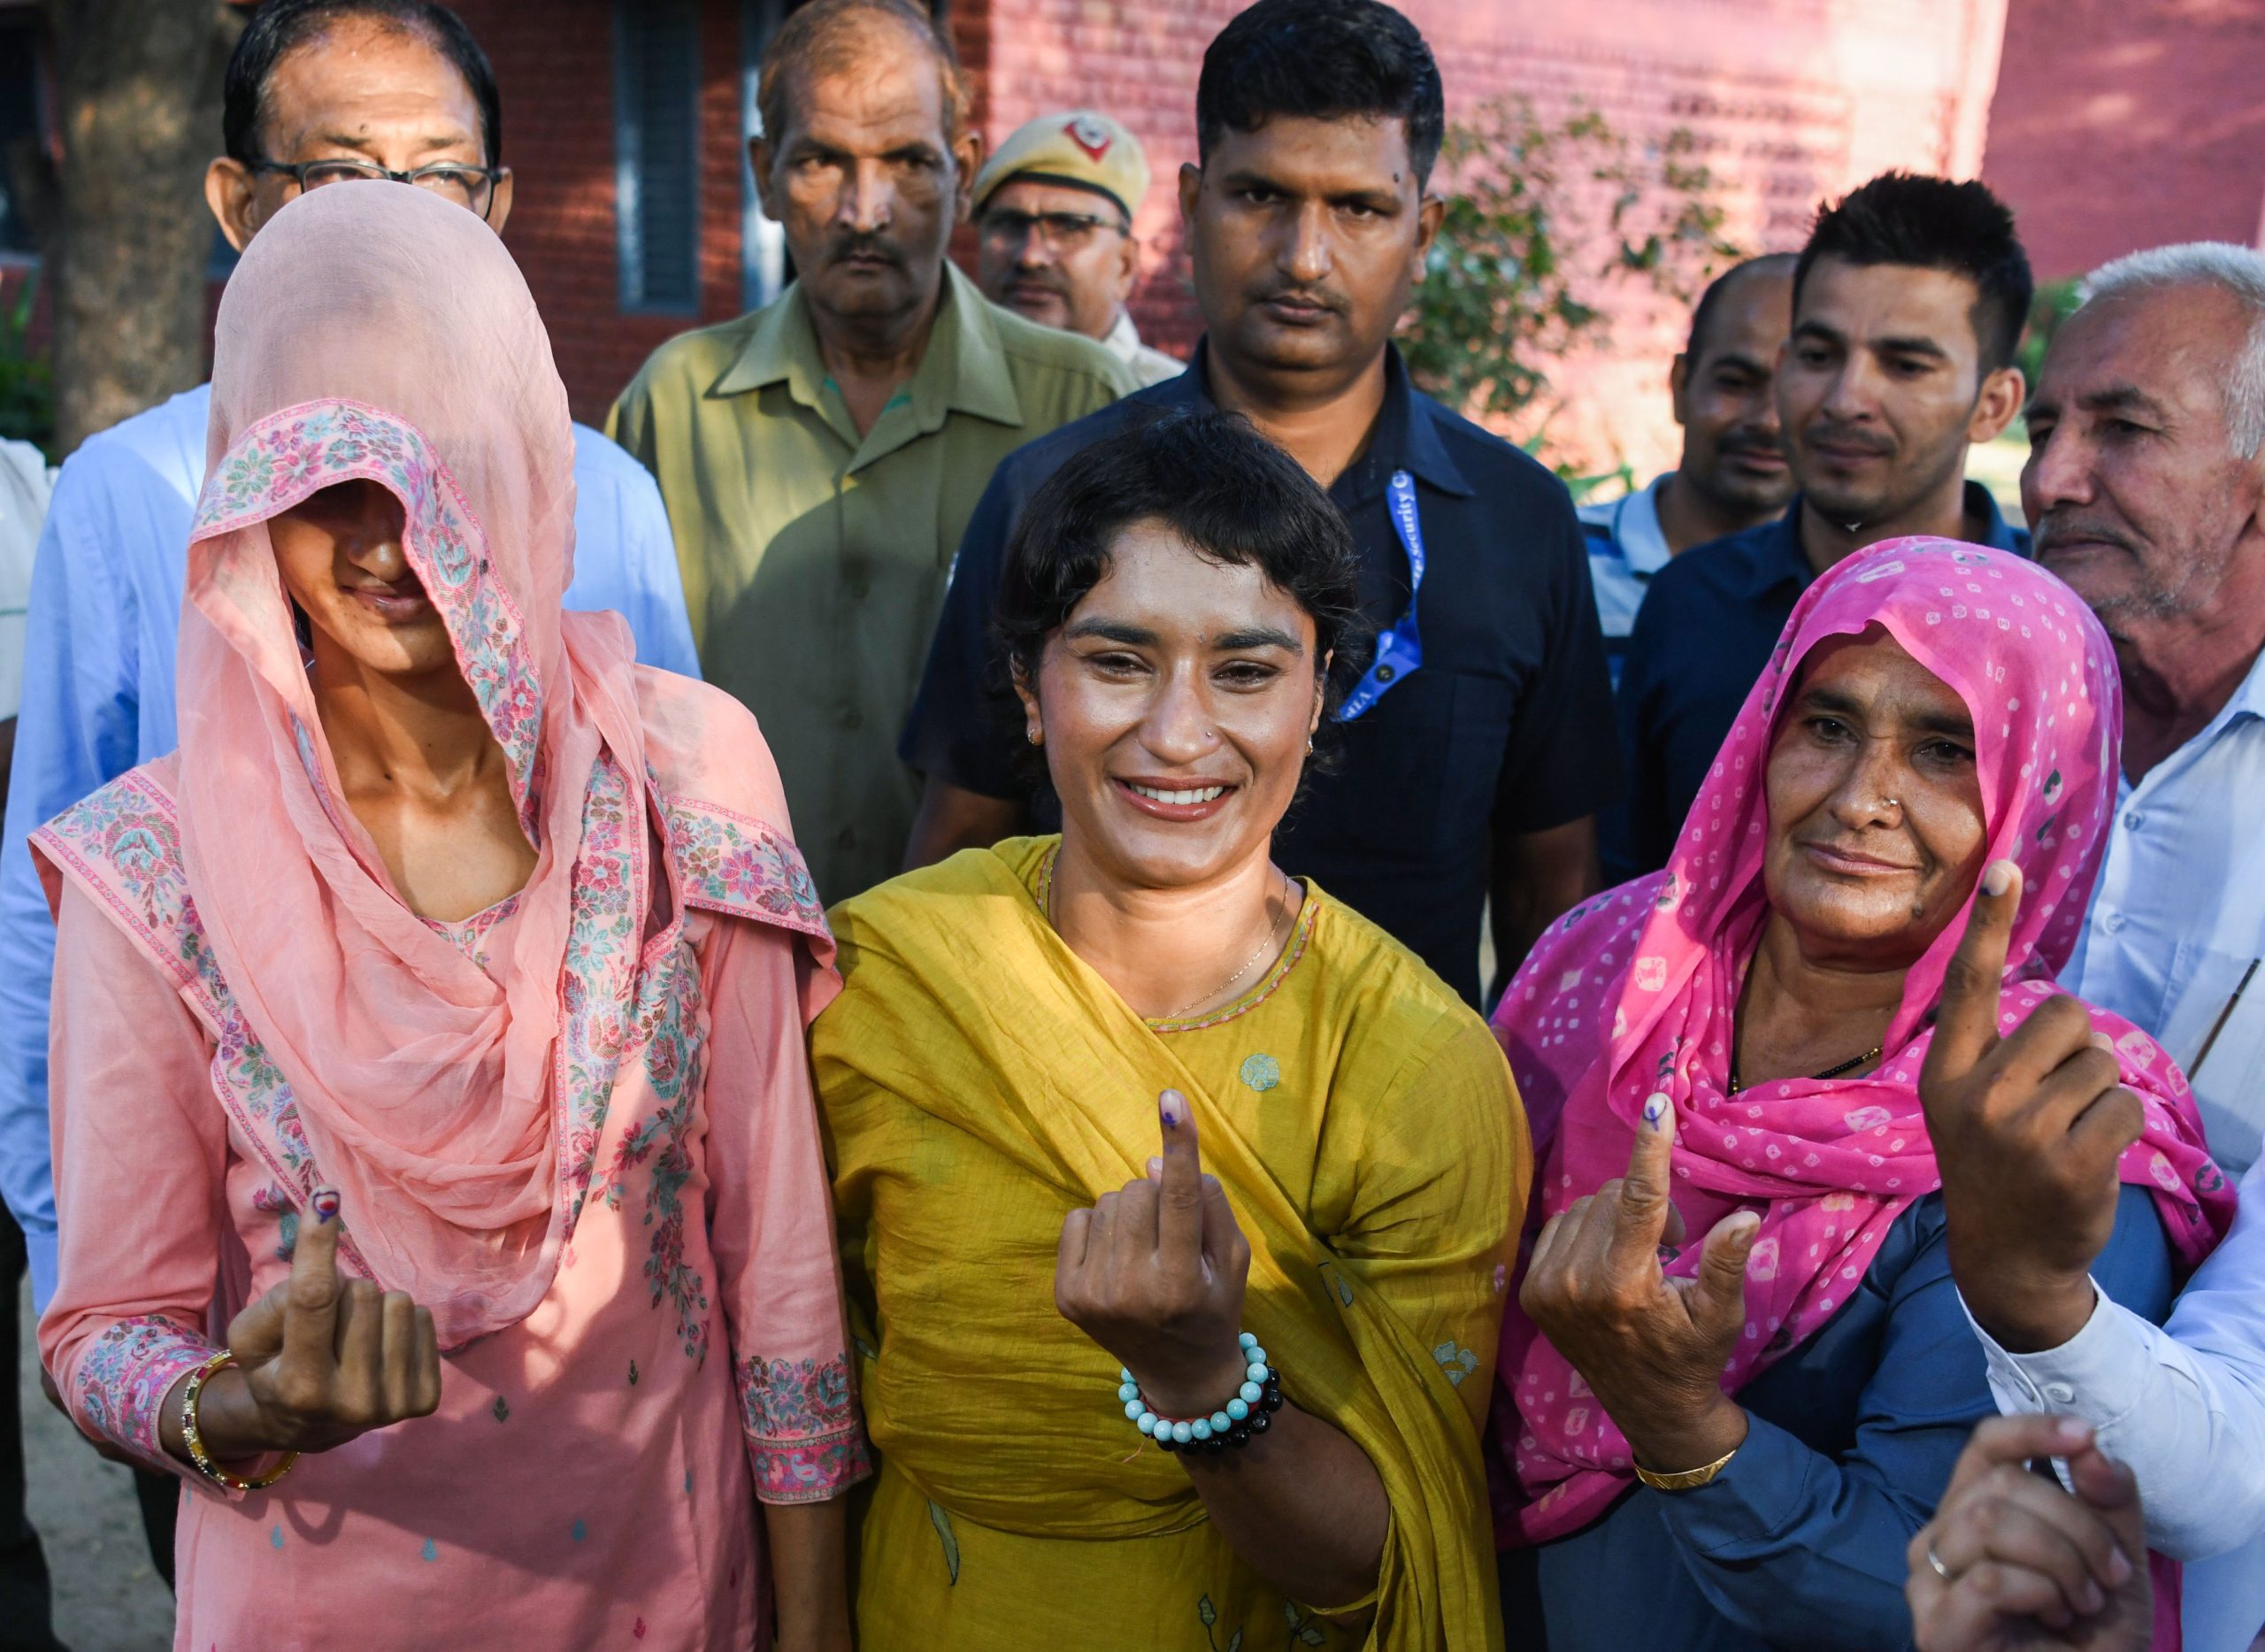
[
  {"left": 1985, "top": 0, "right": 2265, "bottom": 282},
  {"left": 956, "top": 0, "right": 2010, "bottom": 472},
  {"left": 453, "top": 0, "right": 755, "bottom": 426}
]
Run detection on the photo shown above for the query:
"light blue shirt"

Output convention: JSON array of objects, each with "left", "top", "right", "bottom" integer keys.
[
  {"left": 1578, "top": 472, "right": 1675, "bottom": 646},
  {"left": 2063, "top": 641, "right": 2265, "bottom": 1174},
  {"left": 0, "top": 382, "right": 697, "bottom": 1306}
]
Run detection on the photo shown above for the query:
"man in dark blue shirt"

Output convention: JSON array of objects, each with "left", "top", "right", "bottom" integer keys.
[
  {"left": 1614, "top": 173, "right": 2034, "bottom": 878},
  {"left": 898, "top": 0, "right": 1619, "bottom": 1005}
]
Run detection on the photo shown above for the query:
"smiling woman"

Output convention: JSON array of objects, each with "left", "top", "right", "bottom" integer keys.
[
  {"left": 1488, "top": 538, "right": 2230, "bottom": 1652},
  {"left": 814, "top": 411, "right": 1526, "bottom": 1648}
]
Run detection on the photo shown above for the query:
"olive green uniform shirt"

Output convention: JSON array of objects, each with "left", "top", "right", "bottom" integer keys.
[{"left": 608, "top": 262, "right": 1135, "bottom": 899}]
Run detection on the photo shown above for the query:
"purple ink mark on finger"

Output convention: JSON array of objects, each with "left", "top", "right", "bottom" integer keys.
[
  {"left": 311, "top": 1187, "right": 342, "bottom": 1224},
  {"left": 1159, "top": 1090, "right": 1184, "bottom": 1128}
]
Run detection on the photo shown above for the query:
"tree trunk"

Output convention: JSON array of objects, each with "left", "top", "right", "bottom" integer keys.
[{"left": 45, "top": 0, "right": 241, "bottom": 456}]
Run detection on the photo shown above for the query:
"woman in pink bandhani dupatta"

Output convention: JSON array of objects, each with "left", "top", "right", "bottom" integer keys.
[
  {"left": 1487, "top": 538, "right": 2231, "bottom": 1652},
  {"left": 34, "top": 183, "right": 867, "bottom": 1650}
]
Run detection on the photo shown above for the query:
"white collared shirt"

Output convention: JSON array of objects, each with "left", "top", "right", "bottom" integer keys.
[
  {"left": 0, "top": 439, "right": 50, "bottom": 721},
  {"left": 2064, "top": 642, "right": 2265, "bottom": 1173},
  {"left": 1102, "top": 310, "right": 1185, "bottom": 388},
  {"left": 1578, "top": 474, "right": 1675, "bottom": 694}
]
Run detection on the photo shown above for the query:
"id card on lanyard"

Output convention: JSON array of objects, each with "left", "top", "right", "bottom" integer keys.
[{"left": 1338, "top": 469, "right": 1424, "bottom": 722}]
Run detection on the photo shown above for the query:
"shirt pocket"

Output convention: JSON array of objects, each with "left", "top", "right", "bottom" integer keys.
[
  {"left": 1294, "top": 671, "right": 1513, "bottom": 867},
  {"left": 2160, "top": 941, "right": 2265, "bottom": 1174}
]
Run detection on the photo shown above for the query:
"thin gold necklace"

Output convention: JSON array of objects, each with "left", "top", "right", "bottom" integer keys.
[{"left": 1043, "top": 849, "right": 1292, "bottom": 1022}]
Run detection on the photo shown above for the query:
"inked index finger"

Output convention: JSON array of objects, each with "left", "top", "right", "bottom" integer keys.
[
  {"left": 1604, "top": 1093, "right": 1676, "bottom": 1272},
  {"left": 281, "top": 1185, "right": 346, "bottom": 1371},
  {"left": 1924, "top": 859, "right": 2021, "bottom": 1087},
  {"left": 1157, "top": 1089, "right": 1205, "bottom": 1268}
]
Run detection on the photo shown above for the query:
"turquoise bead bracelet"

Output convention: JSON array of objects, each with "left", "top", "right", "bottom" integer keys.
[{"left": 1117, "top": 1332, "right": 1285, "bottom": 1455}]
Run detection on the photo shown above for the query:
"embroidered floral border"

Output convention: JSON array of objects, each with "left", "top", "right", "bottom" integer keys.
[
  {"left": 665, "top": 800, "right": 829, "bottom": 941},
  {"left": 192, "top": 397, "right": 545, "bottom": 841},
  {"left": 73, "top": 1314, "right": 217, "bottom": 1477},
  {"left": 738, "top": 1354, "right": 872, "bottom": 1503}
]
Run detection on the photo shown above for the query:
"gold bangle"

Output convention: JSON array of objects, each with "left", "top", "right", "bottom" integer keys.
[
  {"left": 180, "top": 1348, "right": 298, "bottom": 1492},
  {"left": 1632, "top": 1442, "right": 1739, "bottom": 1493}
]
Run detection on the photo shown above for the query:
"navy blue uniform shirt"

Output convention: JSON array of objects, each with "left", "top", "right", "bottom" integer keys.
[
  {"left": 899, "top": 344, "right": 1621, "bottom": 1005},
  {"left": 1609, "top": 482, "right": 2030, "bottom": 880}
]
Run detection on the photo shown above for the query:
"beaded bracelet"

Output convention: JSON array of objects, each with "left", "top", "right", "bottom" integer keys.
[
  {"left": 1117, "top": 1332, "right": 1285, "bottom": 1455},
  {"left": 180, "top": 1348, "right": 298, "bottom": 1493}
]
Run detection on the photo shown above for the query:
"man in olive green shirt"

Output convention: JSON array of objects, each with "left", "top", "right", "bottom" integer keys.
[{"left": 609, "top": 0, "right": 1132, "bottom": 898}]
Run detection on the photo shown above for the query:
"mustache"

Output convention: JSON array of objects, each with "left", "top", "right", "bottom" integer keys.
[
  {"left": 825, "top": 233, "right": 907, "bottom": 268},
  {"left": 1800, "top": 419, "right": 1896, "bottom": 457},
  {"left": 1004, "top": 268, "right": 1070, "bottom": 295},
  {"left": 1717, "top": 427, "right": 1786, "bottom": 460},
  {"left": 1248, "top": 281, "right": 1349, "bottom": 316},
  {"left": 2035, "top": 511, "right": 2146, "bottom": 558}
]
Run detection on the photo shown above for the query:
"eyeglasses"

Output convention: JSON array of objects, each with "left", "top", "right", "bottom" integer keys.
[
  {"left": 249, "top": 158, "right": 508, "bottom": 220},
  {"left": 977, "top": 208, "right": 1127, "bottom": 253}
]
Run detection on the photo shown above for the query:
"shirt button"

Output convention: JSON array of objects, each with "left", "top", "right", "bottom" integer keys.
[
  {"left": 2123, "top": 810, "right": 2145, "bottom": 832},
  {"left": 2102, "top": 911, "right": 2126, "bottom": 934},
  {"left": 839, "top": 707, "right": 864, "bottom": 730},
  {"left": 2043, "top": 1381, "right": 2076, "bottom": 1404}
]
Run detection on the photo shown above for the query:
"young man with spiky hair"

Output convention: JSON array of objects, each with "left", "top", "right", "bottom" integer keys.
[{"left": 1613, "top": 173, "right": 2035, "bottom": 875}]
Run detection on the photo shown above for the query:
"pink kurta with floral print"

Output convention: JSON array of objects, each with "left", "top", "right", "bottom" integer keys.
[{"left": 38, "top": 755, "right": 869, "bottom": 1650}]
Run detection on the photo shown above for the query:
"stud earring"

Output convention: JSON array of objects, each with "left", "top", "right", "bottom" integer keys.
[{"left": 1027, "top": 727, "right": 1043, "bottom": 747}]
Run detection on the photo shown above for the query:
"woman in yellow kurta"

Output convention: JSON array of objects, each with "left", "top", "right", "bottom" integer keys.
[{"left": 814, "top": 412, "right": 1527, "bottom": 1649}]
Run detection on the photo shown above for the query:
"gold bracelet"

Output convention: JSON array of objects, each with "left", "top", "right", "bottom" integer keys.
[
  {"left": 180, "top": 1348, "right": 298, "bottom": 1493},
  {"left": 1632, "top": 1442, "right": 1739, "bottom": 1492}
]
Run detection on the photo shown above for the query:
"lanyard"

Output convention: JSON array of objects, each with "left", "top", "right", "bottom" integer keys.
[{"left": 1337, "top": 469, "right": 1424, "bottom": 722}]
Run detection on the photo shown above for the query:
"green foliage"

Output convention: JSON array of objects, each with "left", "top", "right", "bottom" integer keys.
[
  {"left": 1400, "top": 97, "right": 1741, "bottom": 446},
  {"left": 0, "top": 269, "right": 54, "bottom": 458},
  {"left": 2016, "top": 275, "right": 2085, "bottom": 392}
]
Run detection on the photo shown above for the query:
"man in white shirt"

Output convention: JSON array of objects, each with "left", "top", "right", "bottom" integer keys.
[
  {"left": 1921, "top": 243, "right": 2265, "bottom": 1652},
  {"left": 1578, "top": 252, "right": 1794, "bottom": 683}
]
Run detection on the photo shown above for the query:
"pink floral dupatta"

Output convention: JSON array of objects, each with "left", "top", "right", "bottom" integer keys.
[
  {"left": 44, "top": 184, "right": 830, "bottom": 1350},
  {"left": 1491, "top": 539, "right": 2232, "bottom": 1547}
]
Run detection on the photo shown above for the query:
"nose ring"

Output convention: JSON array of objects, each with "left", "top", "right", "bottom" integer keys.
[{"left": 1875, "top": 797, "right": 1901, "bottom": 813}]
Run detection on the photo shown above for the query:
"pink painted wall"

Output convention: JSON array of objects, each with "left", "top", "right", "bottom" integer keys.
[{"left": 1985, "top": 0, "right": 2265, "bottom": 281}]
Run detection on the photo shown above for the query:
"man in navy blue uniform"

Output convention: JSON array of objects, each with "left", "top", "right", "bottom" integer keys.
[{"left": 897, "top": 0, "right": 1618, "bottom": 1005}]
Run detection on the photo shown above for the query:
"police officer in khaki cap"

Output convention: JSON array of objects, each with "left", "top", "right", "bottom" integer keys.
[{"left": 971, "top": 110, "right": 1184, "bottom": 385}]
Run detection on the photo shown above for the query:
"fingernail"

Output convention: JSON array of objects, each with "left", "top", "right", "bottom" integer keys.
[
  {"left": 2081, "top": 1580, "right": 2105, "bottom": 1614},
  {"left": 2088, "top": 1031, "right": 2115, "bottom": 1052},
  {"left": 2107, "top": 1546, "right": 2132, "bottom": 1586},
  {"left": 1983, "top": 860, "right": 2015, "bottom": 897},
  {"left": 1147, "top": 1156, "right": 1163, "bottom": 1179},
  {"left": 311, "top": 1187, "right": 341, "bottom": 1224},
  {"left": 2054, "top": 1417, "right": 2092, "bottom": 1447},
  {"left": 1641, "top": 1091, "right": 1670, "bottom": 1129},
  {"left": 1159, "top": 1090, "right": 1184, "bottom": 1128}
]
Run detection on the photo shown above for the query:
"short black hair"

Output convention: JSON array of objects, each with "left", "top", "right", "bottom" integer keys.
[
  {"left": 1793, "top": 172, "right": 2034, "bottom": 373},
  {"left": 1195, "top": 0, "right": 1444, "bottom": 188},
  {"left": 224, "top": 0, "right": 502, "bottom": 169},
  {"left": 995, "top": 411, "right": 1371, "bottom": 764},
  {"left": 1685, "top": 252, "right": 1797, "bottom": 361}
]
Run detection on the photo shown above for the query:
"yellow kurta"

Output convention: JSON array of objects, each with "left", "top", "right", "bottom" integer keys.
[
  {"left": 813, "top": 839, "right": 1529, "bottom": 1649},
  {"left": 606, "top": 268, "right": 1135, "bottom": 900}
]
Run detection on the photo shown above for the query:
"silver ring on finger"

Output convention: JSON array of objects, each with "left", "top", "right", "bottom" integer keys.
[{"left": 1925, "top": 1544, "right": 1955, "bottom": 1583}]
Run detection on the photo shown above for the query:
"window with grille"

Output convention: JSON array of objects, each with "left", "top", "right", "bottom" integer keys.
[{"left": 614, "top": 0, "right": 702, "bottom": 314}]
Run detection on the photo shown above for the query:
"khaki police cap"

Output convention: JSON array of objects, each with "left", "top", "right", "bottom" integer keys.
[{"left": 971, "top": 111, "right": 1150, "bottom": 223}]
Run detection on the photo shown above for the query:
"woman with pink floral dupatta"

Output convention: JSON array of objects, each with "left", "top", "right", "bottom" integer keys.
[
  {"left": 1487, "top": 539, "right": 2232, "bottom": 1651},
  {"left": 34, "top": 182, "right": 865, "bottom": 1650}
]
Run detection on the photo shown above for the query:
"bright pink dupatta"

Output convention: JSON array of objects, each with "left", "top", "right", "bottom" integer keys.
[
  {"left": 137, "top": 183, "right": 829, "bottom": 1350},
  {"left": 1490, "top": 538, "right": 2232, "bottom": 1551}
]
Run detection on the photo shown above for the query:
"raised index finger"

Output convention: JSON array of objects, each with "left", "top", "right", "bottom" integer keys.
[
  {"left": 1923, "top": 859, "right": 2021, "bottom": 1087},
  {"left": 1157, "top": 1089, "right": 1205, "bottom": 1269},
  {"left": 281, "top": 1185, "right": 346, "bottom": 1371},
  {"left": 1604, "top": 1093, "right": 1677, "bottom": 1272}
]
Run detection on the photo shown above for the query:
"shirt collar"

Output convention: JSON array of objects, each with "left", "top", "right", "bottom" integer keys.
[
  {"left": 1612, "top": 474, "right": 1676, "bottom": 576},
  {"left": 1166, "top": 340, "right": 1474, "bottom": 502},
  {"left": 1735, "top": 480, "right": 2028, "bottom": 600},
  {"left": 708, "top": 261, "right": 1024, "bottom": 429}
]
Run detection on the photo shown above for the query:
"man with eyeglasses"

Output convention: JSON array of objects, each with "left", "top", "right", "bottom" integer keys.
[
  {"left": 971, "top": 111, "right": 1183, "bottom": 387},
  {"left": 0, "top": 0, "right": 697, "bottom": 1591}
]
